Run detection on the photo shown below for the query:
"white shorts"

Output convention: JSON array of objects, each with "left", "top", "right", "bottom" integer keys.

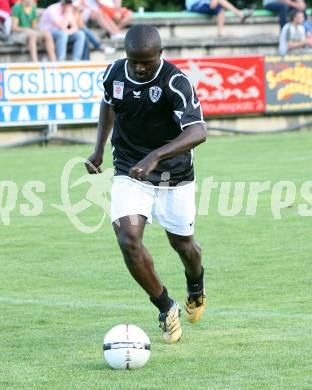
[{"left": 111, "top": 176, "right": 196, "bottom": 236}]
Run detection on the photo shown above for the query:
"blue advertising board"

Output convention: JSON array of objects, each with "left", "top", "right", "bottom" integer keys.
[{"left": 0, "top": 62, "right": 108, "bottom": 126}]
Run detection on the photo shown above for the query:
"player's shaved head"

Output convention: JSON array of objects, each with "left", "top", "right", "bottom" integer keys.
[
  {"left": 125, "top": 24, "right": 162, "bottom": 53},
  {"left": 125, "top": 25, "right": 163, "bottom": 82}
]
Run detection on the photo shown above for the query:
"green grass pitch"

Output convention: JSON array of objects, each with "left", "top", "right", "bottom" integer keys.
[{"left": 1, "top": 131, "right": 312, "bottom": 389}]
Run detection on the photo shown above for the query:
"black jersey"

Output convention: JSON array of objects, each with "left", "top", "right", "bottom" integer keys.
[{"left": 103, "top": 58, "right": 205, "bottom": 186}]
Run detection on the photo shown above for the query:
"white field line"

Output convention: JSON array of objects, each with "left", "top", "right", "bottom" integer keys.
[{"left": 0, "top": 296, "right": 312, "bottom": 320}]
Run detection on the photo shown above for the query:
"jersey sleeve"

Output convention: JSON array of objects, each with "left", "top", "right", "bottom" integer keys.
[
  {"left": 168, "top": 73, "right": 204, "bottom": 130},
  {"left": 11, "top": 4, "right": 20, "bottom": 20},
  {"left": 102, "top": 62, "right": 115, "bottom": 105}
]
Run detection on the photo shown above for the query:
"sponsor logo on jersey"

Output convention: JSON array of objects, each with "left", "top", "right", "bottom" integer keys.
[
  {"left": 113, "top": 81, "right": 124, "bottom": 100},
  {"left": 149, "top": 86, "right": 162, "bottom": 103},
  {"left": 133, "top": 90, "right": 141, "bottom": 99}
]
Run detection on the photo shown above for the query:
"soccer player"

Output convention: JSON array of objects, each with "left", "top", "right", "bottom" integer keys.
[{"left": 85, "top": 24, "right": 207, "bottom": 344}]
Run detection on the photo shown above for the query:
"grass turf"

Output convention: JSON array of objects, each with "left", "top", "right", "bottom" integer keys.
[{"left": 1, "top": 131, "right": 312, "bottom": 390}]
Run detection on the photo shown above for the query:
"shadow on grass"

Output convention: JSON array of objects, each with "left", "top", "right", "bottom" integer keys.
[{"left": 74, "top": 360, "right": 151, "bottom": 373}]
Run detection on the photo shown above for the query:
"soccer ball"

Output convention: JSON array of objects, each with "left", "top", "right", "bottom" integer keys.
[{"left": 103, "top": 324, "right": 151, "bottom": 369}]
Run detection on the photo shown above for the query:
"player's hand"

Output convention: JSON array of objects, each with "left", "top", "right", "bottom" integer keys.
[
  {"left": 129, "top": 152, "right": 159, "bottom": 181},
  {"left": 85, "top": 151, "right": 103, "bottom": 174}
]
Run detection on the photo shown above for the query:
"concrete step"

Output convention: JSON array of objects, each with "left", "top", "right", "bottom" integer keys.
[
  {"left": 132, "top": 15, "right": 280, "bottom": 39},
  {"left": 0, "top": 32, "right": 280, "bottom": 63},
  {"left": 0, "top": 12, "right": 281, "bottom": 63},
  {"left": 90, "top": 33, "right": 279, "bottom": 60},
  {"left": 162, "top": 22, "right": 279, "bottom": 39}
]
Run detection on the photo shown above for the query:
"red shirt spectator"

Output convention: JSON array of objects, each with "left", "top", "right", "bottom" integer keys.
[
  {"left": 0, "top": 0, "right": 12, "bottom": 38},
  {"left": 98, "top": 0, "right": 132, "bottom": 30}
]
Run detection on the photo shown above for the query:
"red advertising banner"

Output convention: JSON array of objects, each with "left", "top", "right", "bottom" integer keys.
[{"left": 171, "top": 56, "right": 265, "bottom": 116}]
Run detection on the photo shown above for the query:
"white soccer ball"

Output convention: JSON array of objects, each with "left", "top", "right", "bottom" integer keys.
[{"left": 103, "top": 324, "right": 151, "bottom": 369}]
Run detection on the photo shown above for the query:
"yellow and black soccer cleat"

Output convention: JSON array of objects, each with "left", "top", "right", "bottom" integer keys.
[
  {"left": 185, "top": 292, "right": 206, "bottom": 324},
  {"left": 159, "top": 302, "right": 182, "bottom": 344}
]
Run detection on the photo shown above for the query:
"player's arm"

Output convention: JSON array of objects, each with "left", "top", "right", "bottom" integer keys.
[
  {"left": 153, "top": 123, "right": 207, "bottom": 161},
  {"left": 130, "top": 73, "right": 207, "bottom": 180},
  {"left": 85, "top": 99, "right": 115, "bottom": 174},
  {"left": 130, "top": 122, "right": 207, "bottom": 180},
  {"left": 154, "top": 122, "right": 207, "bottom": 158}
]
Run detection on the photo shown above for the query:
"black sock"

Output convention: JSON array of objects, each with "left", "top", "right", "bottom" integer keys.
[
  {"left": 150, "top": 286, "right": 173, "bottom": 313},
  {"left": 185, "top": 267, "right": 204, "bottom": 295}
]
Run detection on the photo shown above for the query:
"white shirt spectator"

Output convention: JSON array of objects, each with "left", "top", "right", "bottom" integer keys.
[{"left": 279, "top": 22, "right": 306, "bottom": 54}]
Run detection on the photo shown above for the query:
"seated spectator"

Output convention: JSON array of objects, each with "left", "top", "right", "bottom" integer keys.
[
  {"left": 0, "top": 0, "right": 11, "bottom": 40},
  {"left": 98, "top": 0, "right": 132, "bottom": 30},
  {"left": 74, "top": 0, "right": 115, "bottom": 59},
  {"left": 11, "top": 0, "right": 56, "bottom": 61},
  {"left": 263, "top": 0, "right": 306, "bottom": 29},
  {"left": 73, "top": 0, "right": 124, "bottom": 43},
  {"left": 80, "top": 27, "right": 116, "bottom": 58},
  {"left": 279, "top": 9, "right": 312, "bottom": 54},
  {"left": 83, "top": 0, "right": 124, "bottom": 39},
  {"left": 304, "top": 14, "right": 312, "bottom": 35},
  {"left": 185, "top": 0, "right": 253, "bottom": 36},
  {"left": 39, "top": 0, "right": 86, "bottom": 61}
]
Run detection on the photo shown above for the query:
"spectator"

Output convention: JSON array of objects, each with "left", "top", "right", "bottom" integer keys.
[
  {"left": 80, "top": 27, "right": 116, "bottom": 58},
  {"left": 0, "top": 0, "right": 11, "bottom": 40},
  {"left": 185, "top": 0, "right": 253, "bottom": 36},
  {"left": 11, "top": 0, "right": 56, "bottom": 61},
  {"left": 74, "top": 0, "right": 115, "bottom": 59},
  {"left": 304, "top": 14, "right": 312, "bottom": 35},
  {"left": 39, "top": 0, "right": 86, "bottom": 61},
  {"left": 82, "top": 0, "right": 125, "bottom": 40},
  {"left": 279, "top": 9, "right": 312, "bottom": 54},
  {"left": 98, "top": 0, "right": 132, "bottom": 30},
  {"left": 263, "top": 0, "right": 306, "bottom": 29}
]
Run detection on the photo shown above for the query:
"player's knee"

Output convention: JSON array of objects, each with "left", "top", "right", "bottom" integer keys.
[
  {"left": 117, "top": 231, "right": 142, "bottom": 257},
  {"left": 169, "top": 236, "right": 198, "bottom": 257}
]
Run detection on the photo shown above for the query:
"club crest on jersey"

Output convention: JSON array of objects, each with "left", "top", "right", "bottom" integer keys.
[
  {"left": 113, "top": 81, "right": 124, "bottom": 100},
  {"left": 149, "top": 86, "right": 162, "bottom": 103}
]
